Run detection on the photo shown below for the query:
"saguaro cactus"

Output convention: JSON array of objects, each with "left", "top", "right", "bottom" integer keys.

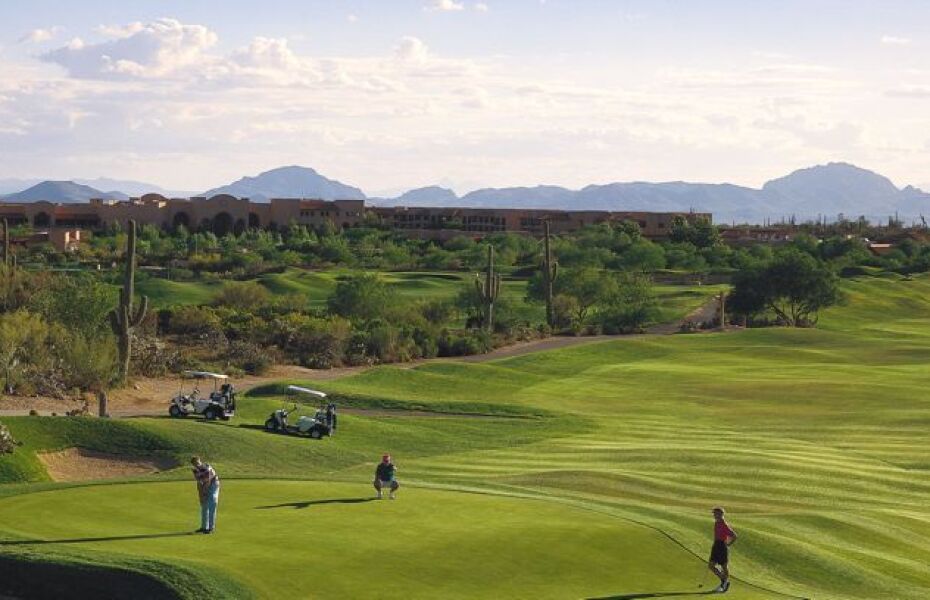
[
  {"left": 718, "top": 291, "right": 727, "bottom": 329},
  {"left": 2, "top": 218, "right": 9, "bottom": 269},
  {"left": 110, "top": 220, "right": 149, "bottom": 383},
  {"left": 475, "top": 245, "right": 501, "bottom": 332},
  {"left": 542, "top": 220, "right": 558, "bottom": 327}
]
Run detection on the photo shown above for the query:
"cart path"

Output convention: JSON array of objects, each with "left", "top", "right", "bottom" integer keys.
[{"left": 0, "top": 298, "right": 721, "bottom": 418}]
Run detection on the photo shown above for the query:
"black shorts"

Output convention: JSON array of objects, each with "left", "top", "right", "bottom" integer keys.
[{"left": 709, "top": 540, "right": 729, "bottom": 565}]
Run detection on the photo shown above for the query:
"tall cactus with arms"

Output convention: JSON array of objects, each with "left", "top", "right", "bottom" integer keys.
[
  {"left": 475, "top": 244, "right": 501, "bottom": 332},
  {"left": 542, "top": 219, "right": 558, "bottom": 327},
  {"left": 2, "top": 218, "right": 10, "bottom": 269},
  {"left": 110, "top": 220, "right": 149, "bottom": 383}
]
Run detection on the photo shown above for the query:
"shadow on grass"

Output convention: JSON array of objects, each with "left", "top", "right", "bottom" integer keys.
[
  {"left": 0, "top": 532, "right": 195, "bottom": 546},
  {"left": 255, "top": 497, "right": 377, "bottom": 510},
  {"left": 587, "top": 592, "right": 712, "bottom": 599}
]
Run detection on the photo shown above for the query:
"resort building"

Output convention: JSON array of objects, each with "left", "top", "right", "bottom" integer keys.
[{"left": 0, "top": 195, "right": 709, "bottom": 240}]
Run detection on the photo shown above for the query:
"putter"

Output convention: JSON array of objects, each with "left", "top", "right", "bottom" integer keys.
[{"left": 697, "top": 565, "right": 712, "bottom": 590}]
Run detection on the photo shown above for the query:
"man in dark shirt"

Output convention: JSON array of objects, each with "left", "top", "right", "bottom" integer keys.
[{"left": 373, "top": 454, "right": 399, "bottom": 500}]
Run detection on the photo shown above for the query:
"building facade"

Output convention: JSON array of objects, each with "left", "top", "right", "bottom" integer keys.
[{"left": 0, "top": 195, "right": 709, "bottom": 240}]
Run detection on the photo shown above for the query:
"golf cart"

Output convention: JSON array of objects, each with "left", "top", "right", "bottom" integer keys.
[
  {"left": 264, "top": 385, "right": 334, "bottom": 439},
  {"left": 169, "top": 371, "right": 236, "bottom": 420}
]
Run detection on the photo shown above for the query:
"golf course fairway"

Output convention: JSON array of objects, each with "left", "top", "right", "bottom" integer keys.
[{"left": 4, "top": 272, "right": 930, "bottom": 598}]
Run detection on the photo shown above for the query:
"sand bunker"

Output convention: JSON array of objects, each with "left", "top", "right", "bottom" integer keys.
[{"left": 38, "top": 448, "right": 177, "bottom": 482}]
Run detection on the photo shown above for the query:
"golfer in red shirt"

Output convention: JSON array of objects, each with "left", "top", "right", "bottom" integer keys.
[{"left": 708, "top": 507, "right": 738, "bottom": 593}]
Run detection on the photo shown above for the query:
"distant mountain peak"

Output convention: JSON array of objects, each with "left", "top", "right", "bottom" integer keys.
[
  {"left": 201, "top": 165, "right": 365, "bottom": 202},
  {"left": 2, "top": 180, "right": 128, "bottom": 203}
]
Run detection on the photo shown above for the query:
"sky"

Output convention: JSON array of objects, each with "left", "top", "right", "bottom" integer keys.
[{"left": 0, "top": 0, "right": 928, "bottom": 195}]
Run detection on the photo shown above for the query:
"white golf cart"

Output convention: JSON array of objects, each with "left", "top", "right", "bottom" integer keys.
[
  {"left": 264, "top": 385, "right": 334, "bottom": 439},
  {"left": 169, "top": 371, "right": 236, "bottom": 421}
]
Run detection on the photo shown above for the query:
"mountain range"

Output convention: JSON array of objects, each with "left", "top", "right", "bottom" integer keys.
[{"left": 1, "top": 163, "right": 928, "bottom": 224}]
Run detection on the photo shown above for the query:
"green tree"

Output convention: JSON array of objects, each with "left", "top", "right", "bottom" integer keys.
[
  {"left": 595, "top": 272, "right": 659, "bottom": 333},
  {"left": 618, "top": 240, "right": 666, "bottom": 271},
  {"left": 327, "top": 273, "right": 394, "bottom": 322},
  {"left": 729, "top": 249, "right": 842, "bottom": 326},
  {"left": 558, "top": 267, "right": 618, "bottom": 324}
]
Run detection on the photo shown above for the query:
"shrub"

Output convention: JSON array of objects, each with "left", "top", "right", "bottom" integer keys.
[
  {"left": 224, "top": 340, "right": 273, "bottom": 375},
  {"left": 214, "top": 281, "right": 272, "bottom": 310},
  {"left": 420, "top": 299, "right": 455, "bottom": 325},
  {"left": 289, "top": 317, "right": 351, "bottom": 369},
  {"left": 438, "top": 329, "right": 493, "bottom": 357},
  {"left": 0, "top": 310, "right": 55, "bottom": 395},
  {"left": 130, "top": 333, "right": 184, "bottom": 378},
  {"left": 58, "top": 331, "right": 119, "bottom": 391},
  {"left": 167, "top": 305, "right": 223, "bottom": 335}
]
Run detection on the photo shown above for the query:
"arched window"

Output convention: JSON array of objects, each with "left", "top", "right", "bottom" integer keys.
[
  {"left": 213, "top": 212, "right": 233, "bottom": 237},
  {"left": 34, "top": 212, "right": 51, "bottom": 227}
]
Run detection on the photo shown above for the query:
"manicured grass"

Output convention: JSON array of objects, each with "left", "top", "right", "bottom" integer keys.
[
  {"left": 137, "top": 267, "right": 714, "bottom": 327},
  {"left": 135, "top": 277, "right": 224, "bottom": 308},
  {"left": 0, "top": 481, "right": 781, "bottom": 600},
  {"left": 9, "top": 272, "right": 930, "bottom": 598}
]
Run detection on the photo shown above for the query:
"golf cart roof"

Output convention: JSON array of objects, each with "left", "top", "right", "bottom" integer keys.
[
  {"left": 184, "top": 371, "right": 229, "bottom": 380},
  {"left": 287, "top": 385, "right": 327, "bottom": 398}
]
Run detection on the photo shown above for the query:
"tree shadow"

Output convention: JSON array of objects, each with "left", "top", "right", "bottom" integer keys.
[
  {"left": 255, "top": 497, "right": 377, "bottom": 510},
  {"left": 0, "top": 532, "right": 195, "bottom": 546},
  {"left": 587, "top": 592, "right": 711, "bottom": 599}
]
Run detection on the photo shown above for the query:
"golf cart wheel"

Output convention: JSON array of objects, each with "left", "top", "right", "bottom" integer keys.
[
  {"left": 169, "top": 405, "right": 182, "bottom": 418},
  {"left": 204, "top": 407, "right": 219, "bottom": 420},
  {"left": 264, "top": 418, "right": 277, "bottom": 431},
  {"left": 309, "top": 429, "right": 323, "bottom": 440}
]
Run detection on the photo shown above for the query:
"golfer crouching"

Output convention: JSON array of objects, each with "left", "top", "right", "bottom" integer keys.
[
  {"left": 373, "top": 454, "right": 399, "bottom": 500},
  {"left": 191, "top": 456, "right": 220, "bottom": 534}
]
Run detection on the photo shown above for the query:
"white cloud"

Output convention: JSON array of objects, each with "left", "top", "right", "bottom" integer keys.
[
  {"left": 231, "top": 37, "right": 301, "bottom": 71},
  {"left": 95, "top": 22, "right": 145, "bottom": 39},
  {"left": 42, "top": 18, "right": 218, "bottom": 79},
  {"left": 347, "top": 14, "right": 358, "bottom": 23},
  {"left": 19, "top": 26, "right": 62, "bottom": 44},
  {"left": 881, "top": 35, "right": 912, "bottom": 46},
  {"left": 425, "top": 0, "right": 465, "bottom": 12},
  {"left": 885, "top": 85, "right": 930, "bottom": 98},
  {"left": 474, "top": 3, "right": 489, "bottom": 12},
  {"left": 394, "top": 36, "right": 430, "bottom": 63}
]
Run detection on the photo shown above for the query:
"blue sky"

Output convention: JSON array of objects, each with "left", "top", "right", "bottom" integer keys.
[{"left": 1, "top": 0, "right": 928, "bottom": 194}]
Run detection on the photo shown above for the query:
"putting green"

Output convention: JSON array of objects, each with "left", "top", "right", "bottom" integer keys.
[{"left": 0, "top": 480, "right": 780, "bottom": 599}]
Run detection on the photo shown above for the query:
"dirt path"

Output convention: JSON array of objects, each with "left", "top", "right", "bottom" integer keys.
[{"left": 0, "top": 298, "right": 720, "bottom": 418}]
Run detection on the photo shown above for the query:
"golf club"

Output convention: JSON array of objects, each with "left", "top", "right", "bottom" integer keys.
[{"left": 697, "top": 563, "right": 712, "bottom": 590}]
